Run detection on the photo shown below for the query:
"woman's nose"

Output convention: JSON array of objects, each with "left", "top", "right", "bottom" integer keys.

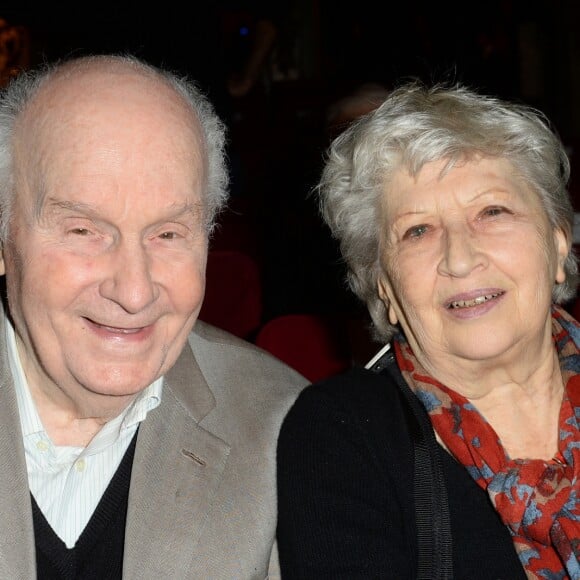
[{"left": 437, "top": 225, "right": 486, "bottom": 278}]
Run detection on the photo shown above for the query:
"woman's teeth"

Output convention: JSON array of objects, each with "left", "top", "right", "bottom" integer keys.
[{"left": 448, "top": 293, "right": 501, "bottom": 309}]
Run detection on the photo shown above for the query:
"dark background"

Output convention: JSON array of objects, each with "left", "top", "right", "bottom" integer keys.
[
  {"left": 6, "top": 2, "right": 579, "bottom": 134},
  {"left": 3, "top": 1, "right": 580, "bottom": 361}
]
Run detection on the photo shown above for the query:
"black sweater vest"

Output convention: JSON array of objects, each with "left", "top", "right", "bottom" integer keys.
[{"left": 32, "top": 431, "right": 138, "bottom": 579}]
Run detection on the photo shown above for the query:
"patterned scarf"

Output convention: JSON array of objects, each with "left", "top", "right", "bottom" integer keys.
[{"left": 394, "top": 305, "right": 580, "bottom": 579}]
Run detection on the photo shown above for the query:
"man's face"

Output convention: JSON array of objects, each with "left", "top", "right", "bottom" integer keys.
[{"left": 1, "top": 70, "right": 208, "bottom": 411}]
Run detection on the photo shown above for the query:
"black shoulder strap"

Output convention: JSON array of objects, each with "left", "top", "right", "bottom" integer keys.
[{"left": 369, "top": 348, "right": 453, "bottom": 579}]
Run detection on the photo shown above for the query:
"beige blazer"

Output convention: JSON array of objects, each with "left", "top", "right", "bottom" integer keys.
[{"left": 0, "top": 318, "right": 307, "bottom": 579}]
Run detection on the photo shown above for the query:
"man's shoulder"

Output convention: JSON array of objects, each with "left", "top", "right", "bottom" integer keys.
[
  {"left": 191, "top": 319, "right": 263, "bottom": 351},
  {"left": 189, "top": 320, "right": 308, "bottom": 391}
]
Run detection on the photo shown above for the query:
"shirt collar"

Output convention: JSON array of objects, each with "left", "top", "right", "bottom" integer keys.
[{"left": 6, "top": 316, "right": 163, "bottom": 439}]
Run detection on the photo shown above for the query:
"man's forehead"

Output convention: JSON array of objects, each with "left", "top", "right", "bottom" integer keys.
[
  {"left": 15, "top": 78, "right": 205, "bottom": 180},
  {"left": 19, "top": 64, "right": 200, "bottom": 142}
]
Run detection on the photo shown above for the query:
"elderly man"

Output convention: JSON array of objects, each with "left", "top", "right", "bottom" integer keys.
[{"left": 0, "top": 54, "right": 306, "bottom": 579}]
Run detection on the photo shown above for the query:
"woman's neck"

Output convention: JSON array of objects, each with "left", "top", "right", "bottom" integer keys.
[{"left": 426, "top": 340, "right": 564, "bottom": 461}]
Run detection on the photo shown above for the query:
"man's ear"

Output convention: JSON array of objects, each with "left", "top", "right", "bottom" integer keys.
[
  {"left": 0, "top": 245, "right": 6, "bottom": 276},
  {"left": 377, "top": 276, "right": 398, "bottom": 325}
]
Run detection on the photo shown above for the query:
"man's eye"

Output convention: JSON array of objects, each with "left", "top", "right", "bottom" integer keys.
[
  {"left": 404, "top": 224, "right": 429, "bottom": 239},
  {"left": 159, "top": 231, "right": 178, "bottom": 240},
  {"left": 69, "top": 227, "right": 91, "bottom": 235}
]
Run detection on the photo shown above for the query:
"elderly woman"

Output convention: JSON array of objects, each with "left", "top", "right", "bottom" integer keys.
[{"left": 276, "top": 82, "right": 580, "bottom": 579}]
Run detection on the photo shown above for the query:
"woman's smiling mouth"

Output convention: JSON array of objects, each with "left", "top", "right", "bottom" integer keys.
[{"left": 447, "top": 292, "right": 504, "bottom": 309}]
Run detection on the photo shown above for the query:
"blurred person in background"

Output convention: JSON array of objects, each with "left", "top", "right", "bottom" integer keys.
[{"left": 0, "top": 15, "right": 30, "bottom": 87}]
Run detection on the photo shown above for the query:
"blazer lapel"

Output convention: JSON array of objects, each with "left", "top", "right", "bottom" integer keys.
[
  {"left": 123, "top": 342, "right": 231, "bottom": 578},
  {"left": 0, "top": 316, "right": 36, "bottom": 579}
]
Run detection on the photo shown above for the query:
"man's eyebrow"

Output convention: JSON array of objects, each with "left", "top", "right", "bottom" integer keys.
[
  {"left": 36, "top": 198, "right": 95, "bottom": 221},
  {"left": 44, "top": 199, "right": 94, "bottom": 213},
  {"left": 171, "top": 202, "right": 205, "bottom": 218},
  {"left": 42, "top": 198, "right": 205, "bottom": 218}
]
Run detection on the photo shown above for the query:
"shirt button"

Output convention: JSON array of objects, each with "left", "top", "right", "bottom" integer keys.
[
  {"left": 36, "top": 440, "right": 49, "bottom": 452},
  {"left": 75, "top": 459, "right": 86, "bottom": 472}
]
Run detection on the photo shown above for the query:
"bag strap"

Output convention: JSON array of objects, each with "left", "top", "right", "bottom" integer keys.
[{"left": 368, "top": 347, "right": 453, "bottom": 579}]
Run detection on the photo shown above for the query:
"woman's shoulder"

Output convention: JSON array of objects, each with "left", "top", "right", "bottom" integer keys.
[
  {"left": 278, "top": 364, "right": 416, "bottom": 513},
  {"left": 281, "top": 364, "right": 414, "bottom": 454},
  {"left": 290, "top": 364, "right": 405, "bottom": 413}
]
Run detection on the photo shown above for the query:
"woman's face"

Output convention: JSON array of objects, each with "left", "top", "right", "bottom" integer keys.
[{"left": 377, "top": 157, "right": 568, "bottom": 371}]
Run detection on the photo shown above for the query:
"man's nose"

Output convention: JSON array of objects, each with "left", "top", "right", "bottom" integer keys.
[{"left": 99, "top": 240, "right": 159, "bottom": 313}]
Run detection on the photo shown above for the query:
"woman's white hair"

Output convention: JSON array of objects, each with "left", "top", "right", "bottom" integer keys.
[{"left": 317, "top": 81, "right": 577, "bottom": 341}]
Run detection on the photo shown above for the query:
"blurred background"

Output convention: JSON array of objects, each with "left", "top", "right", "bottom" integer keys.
[{"left": 2, "top": 0, "right": 580, "bottom": 378}]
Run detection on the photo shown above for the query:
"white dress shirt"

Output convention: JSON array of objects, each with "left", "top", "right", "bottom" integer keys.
[{"left": 7, "top": 319, "right": 162, "bottom": 548}]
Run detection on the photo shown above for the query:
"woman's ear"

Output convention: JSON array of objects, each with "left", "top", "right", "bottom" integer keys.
[
  {"left": 554, "top": 228, "right": 569, "bottom": 284},
  {"left": 387, "top": 304, "right": 398, "bottom": 326},
  {"left": 377, "top": 276, "right": 398, "bottom": 325}
]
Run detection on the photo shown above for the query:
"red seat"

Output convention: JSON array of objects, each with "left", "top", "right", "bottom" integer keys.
[
  {"left": 199, "top": 250, "right": 262, "bottom": 339},
  {"left": 254, "top": 313, "right": 352, "bottom": 382}
]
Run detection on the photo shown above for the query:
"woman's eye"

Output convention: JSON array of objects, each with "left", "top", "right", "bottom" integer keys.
[
  {"left": 159, "top": 231, "right": 179, "bottom": 240},
  {"left": 404, "top": 224, "right": 429, "bottom": 239},
  {"left": 481, "top": 206, "right": 508, "bottom": 218}
]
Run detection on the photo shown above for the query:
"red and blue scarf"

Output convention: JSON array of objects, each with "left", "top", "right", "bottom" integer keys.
[{"left": 395, "top": 305, "right": 580, "bottom": 579}]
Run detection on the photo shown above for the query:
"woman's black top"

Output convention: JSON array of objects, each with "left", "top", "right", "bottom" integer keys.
[{"left": 276, "top": 365, "right": 526, "bottom": 579}]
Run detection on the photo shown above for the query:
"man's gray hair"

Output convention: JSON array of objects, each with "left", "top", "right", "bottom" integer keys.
[{"left": 0, "top": 53, "right": 229, "bottom": 240}]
